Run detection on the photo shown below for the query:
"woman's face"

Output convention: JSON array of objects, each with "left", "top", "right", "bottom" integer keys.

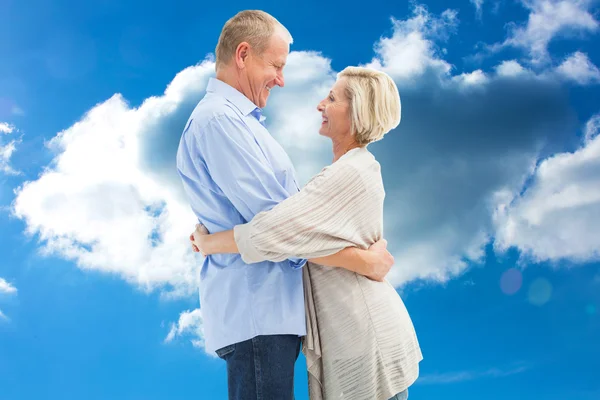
[{"left": 317, "top": 78, "right": 352, "bottom": 140}]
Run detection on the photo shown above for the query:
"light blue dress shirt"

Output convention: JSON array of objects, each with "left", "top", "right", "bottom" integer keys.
[{"left": 176, "top": 78, "right": 307, "bottom": 354}]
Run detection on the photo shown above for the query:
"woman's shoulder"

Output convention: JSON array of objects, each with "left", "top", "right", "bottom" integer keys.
[
  {"left": 302, "top": 148, "right": 380, "bottom": 188},
  {"left": 325, "top": 148, "right": 380, "bottom": 183},
  {"left": 337, "top": 147, "right": 380, "bottom": 174}
]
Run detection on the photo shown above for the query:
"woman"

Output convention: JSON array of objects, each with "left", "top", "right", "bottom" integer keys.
[{"left": 191, "top": 67, "right": 422, "bottom": 400}]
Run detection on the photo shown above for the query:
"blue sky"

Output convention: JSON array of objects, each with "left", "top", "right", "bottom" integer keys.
[{"left": 1, "top": 0, "right": 600, "bottom": 399}]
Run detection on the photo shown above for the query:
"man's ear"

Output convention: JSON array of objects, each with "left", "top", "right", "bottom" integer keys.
[{"left": 235, "top": 42, "right": 250, "bottom": 69}]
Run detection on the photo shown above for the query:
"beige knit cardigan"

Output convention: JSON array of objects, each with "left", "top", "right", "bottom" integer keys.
[{"left": 234, "top": 147, "right": 423, "bottom": 400}]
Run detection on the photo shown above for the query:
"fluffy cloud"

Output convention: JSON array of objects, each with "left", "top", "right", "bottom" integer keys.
[
  {"left": 164, "top": 308, "right": 205, "bottom": 349},
  {"left": 0, "top": 277, "right": 17, "bottom": 322},
  {"left": 493, "top": 113, "right": 600, "bottom": 263},
  {"left": 364, "top": 5, "right": 456, "bottom": 82},
  {"left": 0, "top": 122, "right": 15, "bottom": 134},
  {"left": 495, "top": 60, "right": 529, "bottom": 77},
  {"left": 0, "top": 122, "right": 20, "bottom": 175},
  {"left": 453, "top": 69, "right": 489, "bottom": 85},
  {"left": 12, "top": 61, "right": 217, "bottom": 297},
  {"left": 0, "top": 277, "right": 17, "bottom": 294},
  {"left": 0, "top": 141, "right": 19, "bottom": 175},
  {"left": 556, "top": 51, "right": 600, "bottom": 84},
  {"left": 490, "top": 0, "right": 599, "bottom": 65}
]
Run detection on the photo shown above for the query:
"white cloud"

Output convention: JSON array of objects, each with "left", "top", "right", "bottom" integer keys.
[
  {"left": 164, "top": 308, "right": 205, "bottom": 350},
  {"left": 0, "top": 122, "right": 20, "bottom": 175},
  {"left": 556, "top": 51, "right": 600, "bottom": 84},
  {"left": 12, "top": 61, "right": 217, "bottom": 297},
  {"left": 471, "top": 0, "right": 485, "bottom": 19},
  {"left": 0, "top": 140, "right": 20, "bottom": 175},
  {"left": 0, "top": 122, "right": 15, "bottom": 134},
  {"left": 453, "top": 69, "right": 489, "bottom": 85},
  {"left": 584, "top": 113, "right": 600, "bottom": 143},
  {"left": 494, "top": 113, "right": 600, "bottom": 263},
  {"left": 0, "top": 278, "right": 16, "bottom": 322},
  {"left": 364, "top": 5, "right": 456, "bottom": 82},
  {"left": 495, "top": 60, "right": 529, "bottom": 77},
  {"left": 0, "top": 278, "right": 17, "bottom": 294},
  {"left": 495, "top": 0, "right": 599, "bottom": 65},
  {"left": 418, "top": 364, "right": 529, "bottom": 384}
]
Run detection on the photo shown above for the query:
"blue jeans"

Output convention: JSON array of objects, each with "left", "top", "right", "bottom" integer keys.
[
  {"left": 216, "top": 334, "right": 302, "bottom": 400},
  {"left": 390, "top": 389, "right": 409, "bottom": 400}
]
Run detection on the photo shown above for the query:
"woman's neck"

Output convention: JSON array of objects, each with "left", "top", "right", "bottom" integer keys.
[{"left": 332, "top": 139, "right": 362, "bottom": 163}]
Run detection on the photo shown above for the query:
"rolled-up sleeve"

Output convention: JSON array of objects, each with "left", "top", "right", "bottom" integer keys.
[{"left": 194, "top": 114, "right": 307, "bottom": 269}]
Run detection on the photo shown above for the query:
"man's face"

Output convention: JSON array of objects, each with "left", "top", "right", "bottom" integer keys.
[{"left": 242, "top": 34, "right": 289, "bottom": 108}]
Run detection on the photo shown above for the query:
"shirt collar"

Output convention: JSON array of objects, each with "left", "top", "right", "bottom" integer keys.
[{"left": 206, "top": 77, "right": 264, "bottom": 119}]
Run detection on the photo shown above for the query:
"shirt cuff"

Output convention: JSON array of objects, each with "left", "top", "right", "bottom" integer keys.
[
  {"left": 233, "top": 223, "right": 265, "bottom": 264},
  {"left": 288, "top": 257, "right": 307, "bottom": 270}
]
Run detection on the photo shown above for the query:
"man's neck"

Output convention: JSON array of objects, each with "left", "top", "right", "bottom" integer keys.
[{"left": 216, "top": 69, "right": 243, "bottom": 94}]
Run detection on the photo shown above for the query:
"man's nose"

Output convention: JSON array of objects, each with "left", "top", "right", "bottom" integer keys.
[{"left": 276, "top": 72, "right": 285, "bottom": 88}]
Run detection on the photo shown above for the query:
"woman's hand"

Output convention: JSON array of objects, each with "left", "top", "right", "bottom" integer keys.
[
  {"left": 189, "top": 224, "right": 209, "bottom": 256},
  {"left": 364, "top": 239, "right": 394, "bottom": 282}
]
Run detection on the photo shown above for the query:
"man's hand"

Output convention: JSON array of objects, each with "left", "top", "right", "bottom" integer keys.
[{"left": 364, "top": 239, "right": 394, "bottom": 282}]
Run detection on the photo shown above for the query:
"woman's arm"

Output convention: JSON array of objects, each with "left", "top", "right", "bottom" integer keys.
[
  {"left": 309, "top": 241, "right": 393, "bottom": 282},
  {"left": 192, "top": 226, "right": 394, "bottom": 282},
  {"left": 192, "top": 161, "right": 394, "bottom": 281}
]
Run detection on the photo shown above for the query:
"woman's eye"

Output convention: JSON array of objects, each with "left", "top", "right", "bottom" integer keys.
[{"left": 329, "top": 96, "right": 334, "bottom": 101}]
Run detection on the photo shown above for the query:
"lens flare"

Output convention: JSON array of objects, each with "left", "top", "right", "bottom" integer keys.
[
  {"left": 528, "top": 278, "right": 553, "bottom": 306},
  {"left": 500, "top": 268, "right": 522, "bottom": 295}
]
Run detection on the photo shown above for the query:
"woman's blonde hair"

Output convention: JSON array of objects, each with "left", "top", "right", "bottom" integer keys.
[
  {"left": 338, "top": 67, "right": 401, "bottom": 145},
  {"left": 215, "top": 10, "right": 293, "bottom": 70}
]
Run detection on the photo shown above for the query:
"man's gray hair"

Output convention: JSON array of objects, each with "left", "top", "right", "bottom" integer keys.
[{"left": 215, "top": 10, "right": 293, "bottom": 70}]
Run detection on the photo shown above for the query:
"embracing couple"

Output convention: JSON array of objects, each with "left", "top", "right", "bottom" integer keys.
[{"left": 176, "top": 10, "right": 423, "bottom": 400}]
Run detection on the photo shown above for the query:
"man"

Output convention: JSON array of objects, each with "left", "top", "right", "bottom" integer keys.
[{"left": 176, "top": 10, "right": 394, "bottom": 400}]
